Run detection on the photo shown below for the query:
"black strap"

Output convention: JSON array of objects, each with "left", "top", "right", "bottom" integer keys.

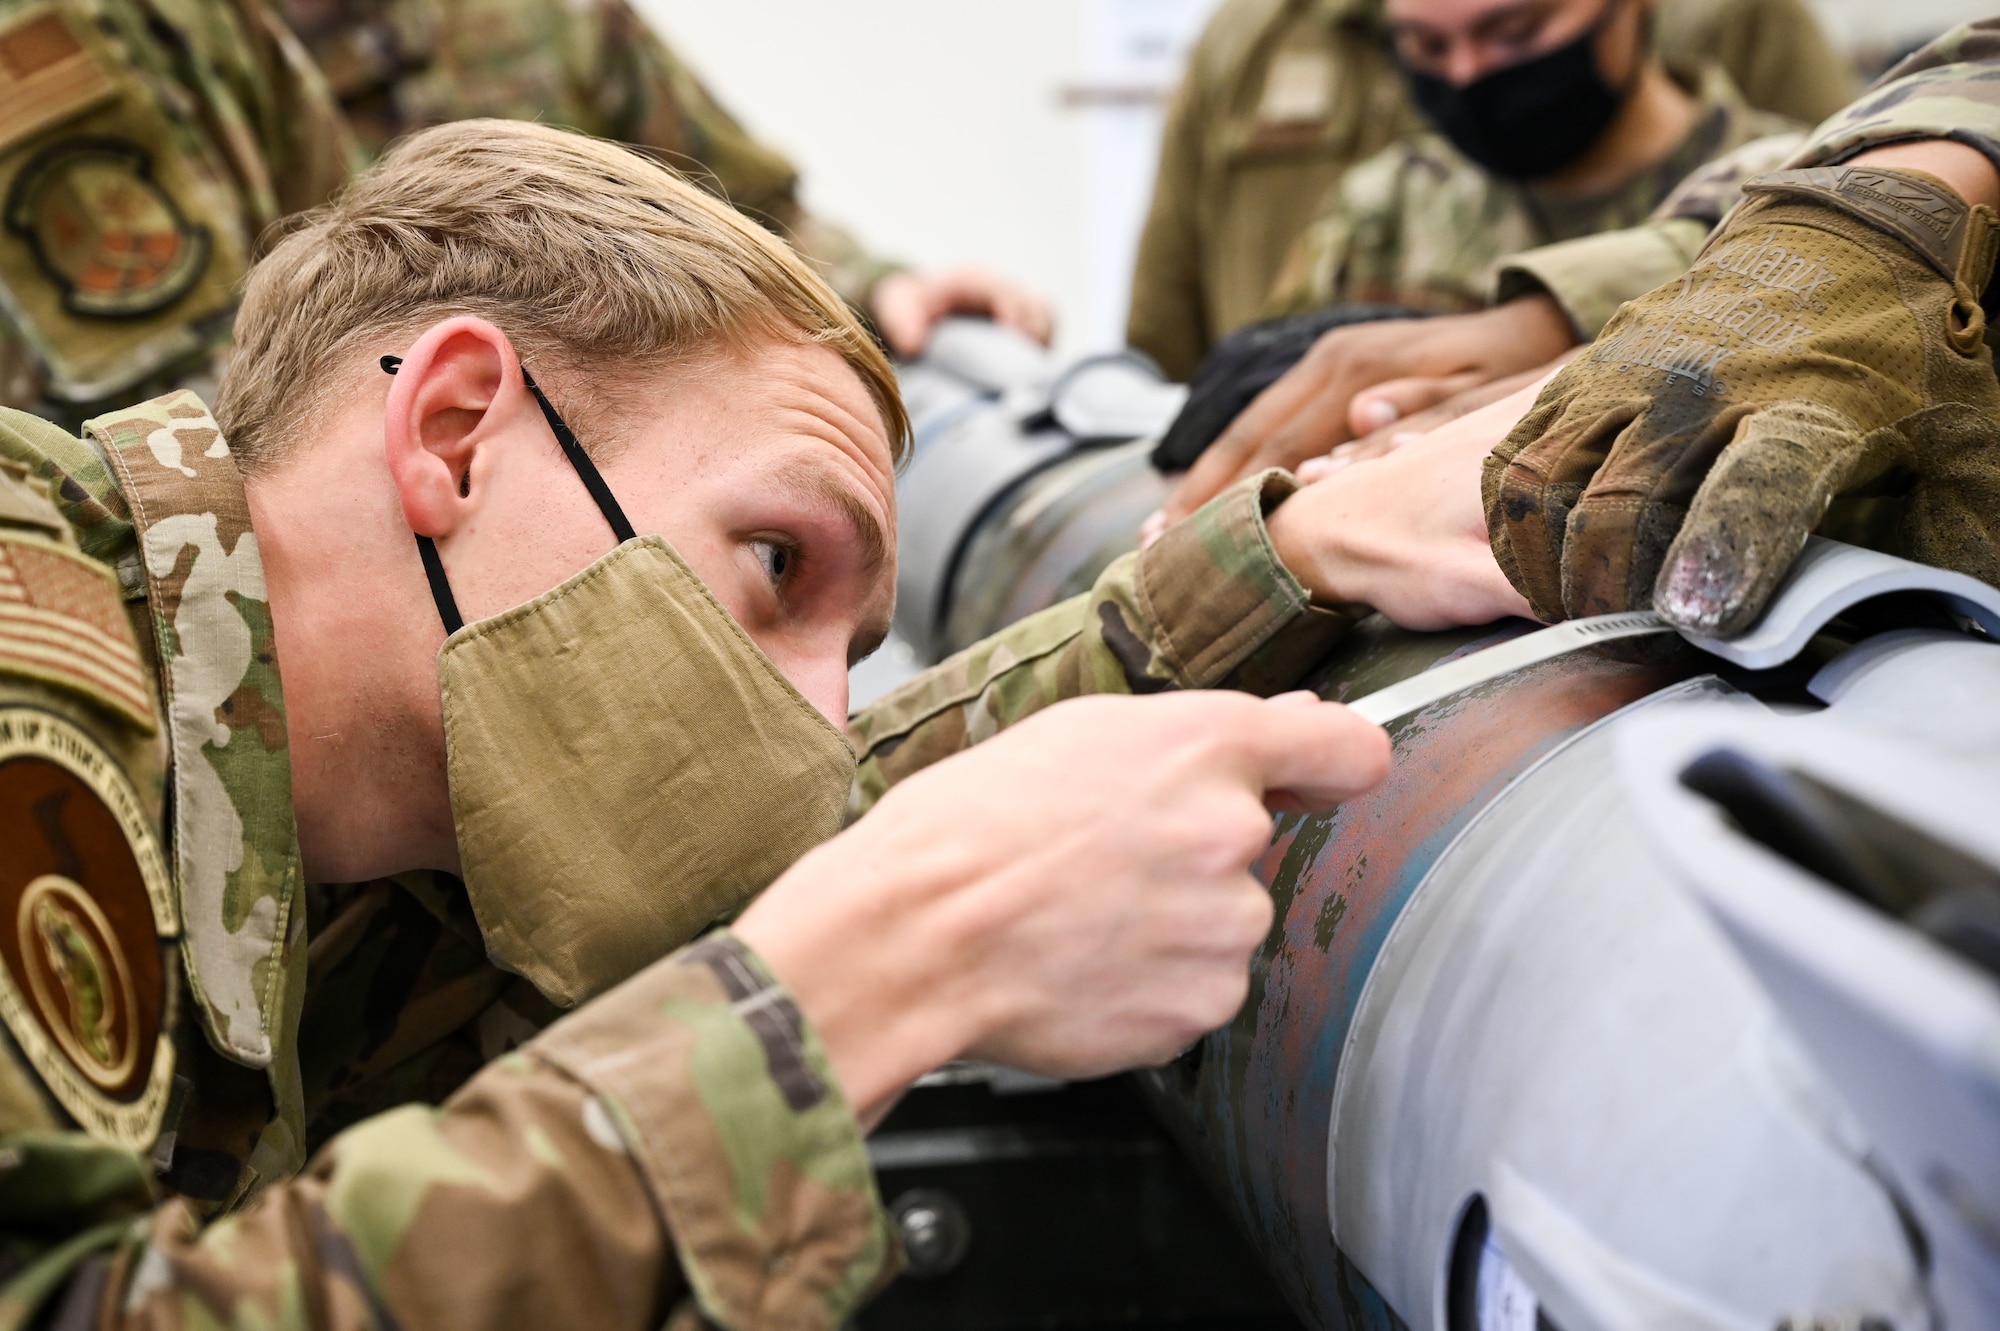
[
  {"left": 414, "top": 534, "right": 464, "bottom": 635},
  {"left": 521, "top": 368, "right": 636, "bottom": 543},
  {"left": 381, "top": 353, "right": 631, "bottom": 635},
  {"left": 380, "top": 354, "right": 632, "bottom": 543}
]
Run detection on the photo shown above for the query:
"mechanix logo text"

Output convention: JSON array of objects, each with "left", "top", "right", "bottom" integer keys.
[
  {"left": 1702, "top": 236, "right": 1839, "bottom": 310},
  {"left": 1662, "top": 273, "right": 1815, "bottom": 351},
  {"left": 1591, "top": 320, "right": 1734, "bottom": 396}
]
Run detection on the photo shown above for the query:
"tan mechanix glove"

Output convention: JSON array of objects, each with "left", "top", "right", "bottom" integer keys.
[{"left": 1485, "top": 165, "right": 2000, "bottom": 635}]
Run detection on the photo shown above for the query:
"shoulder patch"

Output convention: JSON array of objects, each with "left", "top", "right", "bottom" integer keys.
[
  {"left": 0, "top": 705, "right": 175, "bottom": 1148},
  {"left": 5, "top": 137, "right": 211, "bottom": 319},
  {"left": 0, "top": 6, "right": 117, "bottom": 156},
  {"left": 0, "top": 530, "right": 154, "bottom": 730}
]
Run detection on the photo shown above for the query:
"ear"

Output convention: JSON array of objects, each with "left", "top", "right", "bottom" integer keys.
[{"left": 383, "top": 317, "right": 533, "bottom": 539}]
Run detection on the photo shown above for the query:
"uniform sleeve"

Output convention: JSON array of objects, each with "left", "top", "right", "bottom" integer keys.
[
  {"left": 599, "top": 2, "right": 901, "bottom": 310},
  {"left": 849, "top": 472, "right": 1360, "bottom": 807},
  {"left": 1490, "top": 129, "right": 1808, "bottom": 339},
  {"left": 1491, "top": 219, "right": 1712, "bottom": 339},
  {"left": 1786, "top": 19, "right": 2000, "bottom": 172},
  {"left": 12, "top": 934, "right": 889, "bottom": 1331},
  {"left": 1126, "top": 35, "right": 1219, "bottom": 383}
]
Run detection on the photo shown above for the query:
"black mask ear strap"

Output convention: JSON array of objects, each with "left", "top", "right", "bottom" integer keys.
[
  {"left": 381, "top": 357, "right": 466, "bottom": 635},
  {"left": 380, "top": 353, "right": 630, "bottom": 635},
  {"left": 520, "top": 368, "right": 637, "bottom": 544},
  {"left": 414, "top": 533, "right": 465, "bottom": 635}
]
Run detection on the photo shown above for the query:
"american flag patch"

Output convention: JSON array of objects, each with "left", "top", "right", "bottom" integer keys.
[
  {"left": 0, "top": 7, "right": 116, "bottom": 156},
  {"left": 0, "top": 534, "right": 154, "bottom": 731}
]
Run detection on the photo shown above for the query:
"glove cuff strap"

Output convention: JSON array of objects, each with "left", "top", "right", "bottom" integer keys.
[{"left": 1741, "top": 166, "right": 2000, "bottom": 292}]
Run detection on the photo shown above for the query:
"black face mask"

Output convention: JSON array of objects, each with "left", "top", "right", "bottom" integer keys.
[{"left": 1401, "top": 4, "right": 1635, "bottom": 182}]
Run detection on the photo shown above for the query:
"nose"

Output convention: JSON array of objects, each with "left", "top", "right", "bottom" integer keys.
[
  {"left": 1445, "top": 40, "right": 1489, "bottom": 85},
  {"left": 775, "top": 644, "right": 852, "bottom": 727}
]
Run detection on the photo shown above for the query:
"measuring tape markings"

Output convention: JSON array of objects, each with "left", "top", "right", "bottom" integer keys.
[{"left": 1345, "top": 612, "right": 1673, "bottom": 727}]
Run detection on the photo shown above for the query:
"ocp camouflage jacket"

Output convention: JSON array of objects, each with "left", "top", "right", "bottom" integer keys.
[
  {"left": 1494, "top": 16, "right": 2000, "bottom": 342},
  {"left": 0, "top": 390, "right": 1351, "bottom": 1330},
  {"left": 0, "top": 0, "right": 359, "bottom": 429},
  {"left": 284, "top": 0, "right": 902, "bottom": 311},
  {"left": 1261, "top": 65, "right": 1799, "bottom": 322}
]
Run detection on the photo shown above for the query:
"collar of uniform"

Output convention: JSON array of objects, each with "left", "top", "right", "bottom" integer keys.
[
  {"left": 1519, "top": 62, "right": 1766, "bottom": 224},
  {"left": 82, "top": 391, "right": 302, "bottom": 1082}
]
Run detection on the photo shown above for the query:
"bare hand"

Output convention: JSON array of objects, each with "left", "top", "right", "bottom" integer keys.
[
  {"left": 1297, "top": 355, "right": 1578, "bottom": 482},
  {"left": 1267, "top": 376, "right": 1550, "bottom": 631},
  {"left": 735, "top": 691, "right": 1390, "bottom": 1121},
  {"left": 1154, "top": 295, "right": 1575, "bottom": 528},
  {"left": 870, "top": 266, "right": 1055, "bottom": 359}
]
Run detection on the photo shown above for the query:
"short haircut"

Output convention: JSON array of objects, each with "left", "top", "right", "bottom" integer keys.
[{"left": 215, "top": 119, "right": 908, "bottom": 473}]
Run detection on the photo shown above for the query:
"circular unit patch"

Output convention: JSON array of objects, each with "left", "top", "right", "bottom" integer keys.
[
  {"left": 0, "top": 706, "right": 174, "bottom": 1148},
  {"left": 4, "top": 136, "right": 211, "bottom": 319}
]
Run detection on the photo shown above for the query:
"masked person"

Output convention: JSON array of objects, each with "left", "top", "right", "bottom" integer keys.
[
  {"left": 1148, "top": 0, "right": 1817, "bottom": 529},
  {"left": 0, "top": 118, "right": 1430, "bottom": 1329},
  {"left": 1201, "top": 16, "right": 2000, "bottom": 649},
  {"left": 0, "top": 0, "right": 360, "bottom": 430},
  {"left": 1486, "top": 20, "right": 2000, "bottom": 635},
  {"left": 1258, "top": 0, "right": 1798, "bottom": 322},
  {"left": 274, "top": 0, "right": 1049, "bottom": 358},
  {"left": 1126, "top": 0, "right": 1855, "bottom": 384}
]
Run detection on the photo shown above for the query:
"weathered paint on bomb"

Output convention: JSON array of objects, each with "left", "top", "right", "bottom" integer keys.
[{"left": 1141, "top": 620, "right": 1692, "bottom": 1330}]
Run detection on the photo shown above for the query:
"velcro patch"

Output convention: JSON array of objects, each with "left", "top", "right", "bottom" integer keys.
[
  {"left": 0, "top": 7, "right": 116, "bottom": 156},
  {"left": 0, "top": 532, "right": 154, "bottom": 731},
  {"left": 1258, "top": 50, "right": 1334, "bottom": 124},
  {"left": 6, "top": 137, "right": 211, "bottom": 318},
  {"left": 0, "top": 705, "right": 175, "bottom": 1149}
]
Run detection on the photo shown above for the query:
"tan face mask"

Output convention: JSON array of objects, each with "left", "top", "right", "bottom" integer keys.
[{"left": 391, "top": 357, "right": 856, "bottom": 1007}]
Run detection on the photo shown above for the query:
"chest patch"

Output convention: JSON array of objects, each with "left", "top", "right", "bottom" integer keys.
[
  {"left": 0, "top": 6, "right": 117, "bottom": 155},
  {"left": 0, "top": 705, "right": 175, "bottom": 1147},
  {"left": 0, "top": 531, "right": 155, "bottom": 730},
  {"left": 5, "top": 137, "right": 211, "bottom": 319},
  {"left": 1258, "top": 49, "right": 1335, "bottom": 125}
]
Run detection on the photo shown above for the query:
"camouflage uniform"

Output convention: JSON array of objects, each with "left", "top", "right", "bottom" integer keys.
[
  {"left": 0, "top": 0, "right": 358, "bottom": 430},
  {"left": 280, "top": 0, "right": 900, "bottom": 309},
  {"left": 1125, "top": 0, "right": 1858, "bottom": 381},
  {"left": 1490, "top": 127, "right": 1804, "bottom": 340},
  {"left": 1261, "top": 66, "right": 1799, "bottom": 319},
  {"left": 0, "top": 385, "right": 1345, "bottom": 1326},
  {"left": 851, "top": 471, "right": 1358, "bottom": 804},
  {"left": 1492, "top": 16, "right": 2000, "bottom": 343}
]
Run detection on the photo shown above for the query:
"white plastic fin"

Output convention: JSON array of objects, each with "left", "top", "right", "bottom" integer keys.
[{"left": 1681, "top": 537, "right": 2000, "bottom": 670}]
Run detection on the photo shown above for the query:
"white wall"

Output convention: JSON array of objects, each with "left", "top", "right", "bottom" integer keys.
[
  {"left": 639, "top": 0, "right": 1219, "bottom": 356},
  {"left": 638, "top": 0, "right": 1993, "bottom": 361},
  {"left": 1811, "top": 0, "right": 1990, "bottom": 56}
]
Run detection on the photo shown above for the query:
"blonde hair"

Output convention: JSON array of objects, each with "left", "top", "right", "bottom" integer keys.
[{"left": 216, "top": 119, "right": 908, "bottom": 472}]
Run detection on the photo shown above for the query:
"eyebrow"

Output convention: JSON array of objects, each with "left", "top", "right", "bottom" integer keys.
[
  {"left": 769, "top": 458, "right": 891, "bottom": 574},
  {"left": 1391, "top": 0, "right": 1552, "bottom": 43}
]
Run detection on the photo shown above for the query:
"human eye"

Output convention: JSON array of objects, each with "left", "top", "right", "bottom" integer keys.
[
  {"left": 1392, "top": 26, "right": 1449, "bottom": 69},
  {"left": 750, "top": 538, "right": 797, "bottom": 587}
]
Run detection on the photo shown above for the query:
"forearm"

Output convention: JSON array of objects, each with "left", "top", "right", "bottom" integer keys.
[
  {"left": 102, "top": 1064, "right": 672, "bottom": 1330},
  {"left": 848, "top": 472, "right": 1359, "bottom": 806},
  {"left": 596, "top": 0, "right": 906, "bottom": 311},
  {"left": 22, "top": 938, "right": 889, "bottom": 1331}
]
